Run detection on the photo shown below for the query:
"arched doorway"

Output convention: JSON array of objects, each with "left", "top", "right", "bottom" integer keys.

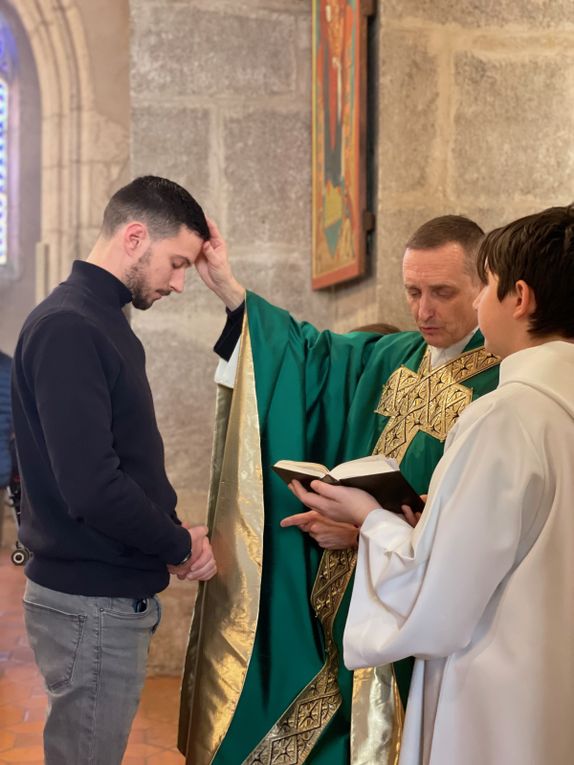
[{"left": 0, "top": 1, "right": 40, "bottom": 352}]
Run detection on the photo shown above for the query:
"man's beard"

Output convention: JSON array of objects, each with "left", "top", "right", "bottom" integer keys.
[{"left": 125, "top": 247, "right": 154, "bottom": 310}]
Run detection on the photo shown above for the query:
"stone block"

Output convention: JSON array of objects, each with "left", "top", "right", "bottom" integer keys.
[
  {"left": 378, "top": 31, "right": 439, "bottom": 195},
  {"left": 223, "top": 109, "right": 311, "bottom": 249},
  {"left": 331, "top": 278, "right": 379, "bottom": 334},
  {"left": 131, "top": 3, "right": 296, "bottom": 99},
  {"left": 382, "top": 0, "right": 574, "bottom": 29},
  {"left": 452, "top": 53, "right": 574, "bottom": 202},
  {"left": 131, "top": 105, "right": 212, "bottom": 205},
  {"left": 228, "top": 246, "right": 333, "bottom": 327}
]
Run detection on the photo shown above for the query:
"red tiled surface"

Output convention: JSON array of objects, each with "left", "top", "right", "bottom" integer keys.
[{"left": 0, "top": 543, "right": 185, "bottom": 764}]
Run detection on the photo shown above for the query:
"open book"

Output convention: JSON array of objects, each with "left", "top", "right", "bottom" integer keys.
[{"left": 272, "top": 454, "right": 425, "bottom": 515}]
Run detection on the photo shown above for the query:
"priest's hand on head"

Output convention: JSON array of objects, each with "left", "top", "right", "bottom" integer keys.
[
  {"left": 194, "top": 217, "right": 246, "bottom": 310},
  {"left": 288, "top": 479, "right": 380, "bottom": 527},
  {"left": 280, "top": 510, "right": 359, "bottom": 549}
]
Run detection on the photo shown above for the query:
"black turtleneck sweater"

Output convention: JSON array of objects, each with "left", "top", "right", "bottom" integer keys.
[{"left": 11, "top": 260, "right": 191, "bottom": 597}]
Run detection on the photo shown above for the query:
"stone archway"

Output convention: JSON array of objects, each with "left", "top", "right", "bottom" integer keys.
[{"left": 7, "top": 0, "right": 129, "bottom": 297}]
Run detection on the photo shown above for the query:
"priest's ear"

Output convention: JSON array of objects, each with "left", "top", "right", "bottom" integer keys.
[{"left": 512, "top": 280, "right": 537, "bottom": 322}]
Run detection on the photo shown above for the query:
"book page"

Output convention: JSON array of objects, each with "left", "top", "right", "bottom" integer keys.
[
  {"left": 273, "top": 460, "right": 328, "bottom": 478},
  {"left": 330, "top": 454, "right": 399, "bottom": 481}
]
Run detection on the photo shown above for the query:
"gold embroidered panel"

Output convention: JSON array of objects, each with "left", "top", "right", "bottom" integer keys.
[
  {"left": 374, "top": 346, "right": 499, "bottom": 462},
  {"left": 244, "top": 548, "right": 357, "bottom": 765}
]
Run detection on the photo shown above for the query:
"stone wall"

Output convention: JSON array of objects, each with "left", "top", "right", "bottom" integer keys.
[
  {"left": 130, "top": 0, "right": 334, "bottom": 673},
  {"left": 341, "top": 0, "right": 574, "bottom": 333},
  {"left": 131, "top": 0, "right": 574, "bottom": 674},
  {"left": 0, "top": 0, "right": 130, "bottom": 353},
  {"left": 0, "top": 1, "right": 40, "bottom": 354}
]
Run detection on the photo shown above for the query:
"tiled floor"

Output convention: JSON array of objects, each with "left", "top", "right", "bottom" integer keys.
[{"left": 0, "top": 543, "right": 185, "bottom": 764}]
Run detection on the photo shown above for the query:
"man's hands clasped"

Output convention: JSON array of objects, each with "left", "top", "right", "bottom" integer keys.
[{"left": 168, "top": 525, "right": 217, "bottom": 582}]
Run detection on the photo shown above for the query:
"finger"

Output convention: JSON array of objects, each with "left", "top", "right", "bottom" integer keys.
[
  {"left": 205, "top": 217, "right": 221, "bottom": 239},
  {"left": 289, "top": 479, "right": 313, "bottom": 500},
  {"left": 289, "top": 481, "right": 330, "bottom": 512},
  {"left": 420, "top": 494, "right": 428, "bottom": 503},
  {"left": 190, "top": 547, "right": 214, "bottom": 573},
  {"left": 401, "top": 505, "right": 418, "bottom": 527},
  {"left": 280, "top": 511, "right": 318, "bottom": 528},
  {"left": 201, "top": 241, "right": 217, "bottom": 261},
  {"left": 187, "top": 561, "right": 217, "bottom": 581},
  {"left": 308, "top": 480, "right": 355, "bottom": 501}
]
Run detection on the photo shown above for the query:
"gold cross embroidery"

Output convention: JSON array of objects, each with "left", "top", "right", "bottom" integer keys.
[{"left": 374, "top": 346, "right": 499, "bottom": 463}]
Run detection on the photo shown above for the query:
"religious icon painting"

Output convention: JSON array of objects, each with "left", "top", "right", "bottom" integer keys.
[{"left": 312, "top": 0, "right": 373, "bottom": 289}]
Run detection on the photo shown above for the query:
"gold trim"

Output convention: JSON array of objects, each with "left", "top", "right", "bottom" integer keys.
[
  {"left": 180, "top": 328, "right": 266, "bottom": 765},
  {"left": 374, "top": 346, "right": 499, "bottom": 461},
  {"left": 350, "top": 666, "right": 403, "bottom": 765},
  {"left": 244, "top": 548, "right": 357, "bottom": 765}
]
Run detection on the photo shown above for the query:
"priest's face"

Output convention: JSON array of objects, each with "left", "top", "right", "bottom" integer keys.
[
  {"left": 125, "top": 226, "right": 204, "bottom": 310},
  {"left": 403, "top": 243, "right": 482, "bottom": 348}
]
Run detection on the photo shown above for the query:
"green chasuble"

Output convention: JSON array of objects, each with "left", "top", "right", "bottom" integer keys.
[{"left": 179, "top": 292, "right": 500, "bottom": 765}]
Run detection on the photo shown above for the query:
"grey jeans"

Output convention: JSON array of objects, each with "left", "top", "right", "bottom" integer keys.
[{"left": 23, "top": 579, "right": 161, "bottom": 765}]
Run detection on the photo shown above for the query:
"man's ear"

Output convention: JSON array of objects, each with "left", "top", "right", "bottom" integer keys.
[
  {"left": 123, "top": 221, "right": 149, "bottom": 259},
  {"left": 513, "top": 280, "right": 537, "bottom": 320}
]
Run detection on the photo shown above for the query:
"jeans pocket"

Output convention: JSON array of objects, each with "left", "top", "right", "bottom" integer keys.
[
  {"left": 23, "top": 600, "right": 86, "bottom": 692},
  {"left": 103, "top": 596, "right": 161, "bottom": 634},
  {"left": 151, "top": 596, "right": 162, "bottom": 634}
]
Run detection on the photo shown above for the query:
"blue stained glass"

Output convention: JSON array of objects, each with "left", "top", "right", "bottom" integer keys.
[
  {"left": 0, "top": 77, "right": 6, "bottom": 263},
  {"left": 0, "top": 12, "right": 17, "bottom": 268}
]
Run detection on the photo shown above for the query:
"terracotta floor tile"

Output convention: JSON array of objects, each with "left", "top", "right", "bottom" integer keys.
[
  {"left": 146, "top": 750, "right": 185, "bottom": 764},
  {"left": 22, "top": 707, "right": 46, "bottom": 723},
  {"left": 0, "top": 745, "right": 45, "bottom": 762},
  {"left": 0, "top": 732, "right": 16, "bottom": 753},
  {"left": 12, "top": 732, "right": 43, "bottom": 748},
  {"left": 127, "top": 728, "right": 148, "bottom": 745},
  {"left": 123, "top": 742, "right": 163, "bottom": 757},
  {"left": 4, "top": 721, "right": 44, "bottom": 735},
  {"left": 0, "top": 706, "right": 24, "bottom": 726}
]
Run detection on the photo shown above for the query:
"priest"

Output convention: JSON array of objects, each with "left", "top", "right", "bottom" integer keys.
[
  {"left": 179, "top": 216, "right": 500, "bottom": 765},
  {"left": 290, "top": 204, "right": 574, "bottom": 764}
]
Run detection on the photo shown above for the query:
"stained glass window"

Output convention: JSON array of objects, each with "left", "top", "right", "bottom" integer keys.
[
  {"left": 0, "top": 77, "right": 7, "bottom": 265},
  {"left": 0, "top": 13, "right": 15, "bottom": 268}
]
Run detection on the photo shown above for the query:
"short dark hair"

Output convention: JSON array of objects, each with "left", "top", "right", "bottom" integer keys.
[
  {"left": 101, "top": 176, "right": 210, "bottom": 241},
  {"left": 477, "top": 205, "right": 574, "bottom": 339},
  {"left": 405, "top": 215, "right": 485, "bottom": 280}
]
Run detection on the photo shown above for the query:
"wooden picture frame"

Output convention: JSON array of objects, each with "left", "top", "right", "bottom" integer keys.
[{"left": 312, "top": 0, "right": 372, "bottom": 289}]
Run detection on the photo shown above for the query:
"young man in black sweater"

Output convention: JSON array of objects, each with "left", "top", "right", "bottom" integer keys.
[{"left": 12, "top": 176, "right": 217, "bottom": 765}]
